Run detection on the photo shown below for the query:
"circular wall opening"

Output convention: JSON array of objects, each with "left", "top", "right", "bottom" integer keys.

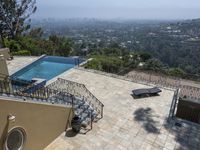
[{"left": 4, "top": 127, "right": 26, "bottom": 150}]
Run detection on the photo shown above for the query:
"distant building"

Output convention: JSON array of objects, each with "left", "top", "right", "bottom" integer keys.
[{"left": 166, "top": 26, "right": 172, "bottom": 30}]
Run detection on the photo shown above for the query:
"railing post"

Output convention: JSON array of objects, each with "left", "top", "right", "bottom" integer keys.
[
  {"left": 90, "top": 110, "right": 93, "bottom": 130},
  {"left": 0, "top": 81, "right": 3, "bottom": 95},
  {"left": 71, "top": 95, "right": 74, "bottom": 108},
  {"left": 78, "top": 58, "right": 80, "bottom": 67},
  {"left": 101, "top": 104, "right": 103, "bottom": 118}
]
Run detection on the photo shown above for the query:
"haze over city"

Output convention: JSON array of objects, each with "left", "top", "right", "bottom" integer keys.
[{"left": 33, "top": 0, "right": 200, "bottom": 20}]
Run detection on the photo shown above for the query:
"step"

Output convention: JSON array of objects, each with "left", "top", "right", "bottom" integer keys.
[
  {"left": 75, "top": 105, "right": 90, "bottom": 115},
  {"left": 80, "top": 111, "right": 99, "bottom": 127}
]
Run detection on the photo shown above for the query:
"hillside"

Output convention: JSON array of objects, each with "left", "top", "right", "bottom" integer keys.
[
  {"left": 137, "top": 18, "right": 200, "bottom": 75},
  {"left": 31, "top": 19, "right": 200, "bottom": 77}
]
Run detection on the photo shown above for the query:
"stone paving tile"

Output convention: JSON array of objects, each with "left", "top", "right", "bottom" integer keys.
[
  {"left": 145, "top": 134, "right": 157, "bottom": 144},
  {"left": 165, "top": 136, "right": 176, "bottom": 150},
  {"left": 140, "top": 142, "right": 153, "bottom": 150}
]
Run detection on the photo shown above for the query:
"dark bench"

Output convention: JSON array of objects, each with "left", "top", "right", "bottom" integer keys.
[{"left": 132, "top": 87, "right": 162, "bottom": 97}]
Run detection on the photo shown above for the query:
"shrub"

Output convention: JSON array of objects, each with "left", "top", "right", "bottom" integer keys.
[
  {"left": 4, "top": 38, "right": 21, "bottom": 52},
  {"left": 85, "top": 59, "right": 102, "bottom": 70},
  {"left": 12, "top": 50, "right": 31, "bottom": 56},
  {"left": 143, "top": 59, "right": 164, "bottom": 72},
  {"left": 168, "top": 68, "right": 186, "bottom": 78},
  {"left": 85, "top": 56, "right": 123, "bottom": 73}
]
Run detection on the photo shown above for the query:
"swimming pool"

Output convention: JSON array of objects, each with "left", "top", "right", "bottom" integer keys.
[{"left": 11, "top": 56, "right": 84, "bottom": 81}]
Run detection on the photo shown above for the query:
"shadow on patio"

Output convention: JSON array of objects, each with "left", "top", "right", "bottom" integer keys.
[
  {"left": 134, "top": 107, "right": 200, "bottom": 149},
  {"left": 163, "top": 119, "right": 200, "bottom": 150},
  {"left": 65, "top": 129, "right": 78, "bottom": 137},
  {"left": 133, "top": 107, "right": 160, "bottom": 134}
]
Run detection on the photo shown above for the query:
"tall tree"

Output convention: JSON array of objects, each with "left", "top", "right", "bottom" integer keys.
[
  {"left": 28, "top": 27, "right": 43, "bottom": 39},
  {"left": 0, "top": 0, "right": 37, "bottom": 46}
]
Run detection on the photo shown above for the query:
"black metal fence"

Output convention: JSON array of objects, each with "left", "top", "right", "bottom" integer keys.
[
  {"left": 0, "top": 78, "right": 75, "bottom": 106},
  {"left": 47, "top": 78, "right": 104, "bottom": 119},
  {"left": 176, "top": 99, "right": 200, "bottom": 124},
  {"left": 0, "top": 68, "right": 104, "bottom": 134},
  {"left": 168, "top": 89, "right": 180, "bottom": 120}
]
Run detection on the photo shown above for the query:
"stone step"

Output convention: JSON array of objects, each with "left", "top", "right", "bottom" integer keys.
[{"left": 48, "top": 93, "right": 98, "bottom": 128}]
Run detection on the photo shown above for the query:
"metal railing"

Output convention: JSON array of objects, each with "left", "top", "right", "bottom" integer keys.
[
  {"left": 126, "top": 72, "right": 181, "bottom": 90},
  {"left": 179, "top": 85, "right": 200, "bottom": 103},
  {"left": 47, "top": 78, "right": 104, "bottom": 119},
  {"left": 0, "top": 75, "right": 101, "bottom": 133},
  {"left": 0, "top": 72, "right": 9, "bottom": 80},
  {"left": 77, "top": 67, "right": 181, "bottom": 90},
  {"left": 168, "top": 89, "right": 180, "bottom": 120},
  {"left": 78, "top": 67, "right": 200, "bottom": 103},
  {"left": 0, "top": 78, "right": 74, "bottom": 106},
  {"left": 126, "top": 71, "right": 200, "bottom": 102}
]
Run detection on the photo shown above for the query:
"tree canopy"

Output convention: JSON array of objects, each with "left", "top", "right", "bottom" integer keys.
[{"left": 0, "top": 0, "right": 37, "bottom": 46}]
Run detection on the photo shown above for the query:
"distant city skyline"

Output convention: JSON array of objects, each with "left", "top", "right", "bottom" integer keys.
[{"left": 32, "top": 0, "right": 200, "bottom": 20}]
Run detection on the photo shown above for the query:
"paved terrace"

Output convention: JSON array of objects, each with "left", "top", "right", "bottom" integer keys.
[
  {"left": 45, "top": 69, "right": 200, "bottom": 150},
  {"left": 6, "top": 57, "right": 200, "bottom": 150}
]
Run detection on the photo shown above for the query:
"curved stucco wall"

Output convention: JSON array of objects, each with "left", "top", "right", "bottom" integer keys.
[{"left": 0, "top": 98, "right": 74, "bottom": 150}]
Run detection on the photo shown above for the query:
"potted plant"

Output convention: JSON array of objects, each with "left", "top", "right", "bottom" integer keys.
[{"left": 71, "top": 115, "right": 82, "bottom": 132}]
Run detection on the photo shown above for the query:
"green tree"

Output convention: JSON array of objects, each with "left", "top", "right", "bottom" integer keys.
[
  {"left": 49, "top": 35, "right": 59, "bottom": 55},
  {"left": 58, "top": 38, "right": 73, "bottom": 56},
  {"left": 49, "top": 35, "right": 73, "bottom": 56},
  {"left": 168, "top": 68, "right": 186, "bottom": 78},
  {"left": 28, "top": 27, "right": 43, "bottom": 39},
  {"left": 139, "top": 52, "right": 152, "bottom": 62},
  {"left": 0, "top": 0, "right": 37, "bottom": 46},
  {"left": 144, "top": 59, "right": 164, "bottom": 72},
  {"left": 85, "top": 56, "right": 123, "bottom": 73},
  {"left": 4, "top": 38, "right": 21, "bottom": 51}
]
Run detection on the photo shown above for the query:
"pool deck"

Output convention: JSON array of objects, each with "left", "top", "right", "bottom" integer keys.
[
  {"left": 7, "top": 57, "right": 200, "bottom": 150},
  {"left": 45, "top": 69, "right": 200, "bottom": 150}
]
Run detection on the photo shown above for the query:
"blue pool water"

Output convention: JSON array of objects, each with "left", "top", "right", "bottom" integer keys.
[{"left": 11, "top": 56, "right": 83, "bottom": 81}]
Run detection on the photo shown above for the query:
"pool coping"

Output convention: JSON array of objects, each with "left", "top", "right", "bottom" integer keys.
[
  {"left": 11, "top": 55, "right": 87, "bottom": 84},
  {"left": 46, "top": 67, "right": 77, "bottom": 86},
  {"left": 10, "top": 54, "right": 46, "bottom": 76}
]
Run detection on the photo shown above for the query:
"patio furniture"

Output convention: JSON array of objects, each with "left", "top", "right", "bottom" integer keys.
[{"left": 132, "top": 87, "right": 162, "bottom": 97}]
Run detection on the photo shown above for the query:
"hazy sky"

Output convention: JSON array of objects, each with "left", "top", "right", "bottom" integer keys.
[{"left": 32, "top": 0, "right": 200, "bottom": 20}]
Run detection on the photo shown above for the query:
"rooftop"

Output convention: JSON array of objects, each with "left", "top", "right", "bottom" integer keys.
[{"left": 7, "top": 57, "right": 200, "bottom": 150}]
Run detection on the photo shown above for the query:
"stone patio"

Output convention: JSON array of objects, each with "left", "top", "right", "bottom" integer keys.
[
  {"left": 6, "top": 57, "right": 200, "bottom": 150},
  {"left": 44, "top": 69, "right": 200, "bottom": 150}
]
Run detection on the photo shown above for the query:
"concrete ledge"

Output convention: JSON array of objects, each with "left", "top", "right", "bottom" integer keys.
[{"left": 0, "top": 48, "right": 11, "bottom": 60}]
